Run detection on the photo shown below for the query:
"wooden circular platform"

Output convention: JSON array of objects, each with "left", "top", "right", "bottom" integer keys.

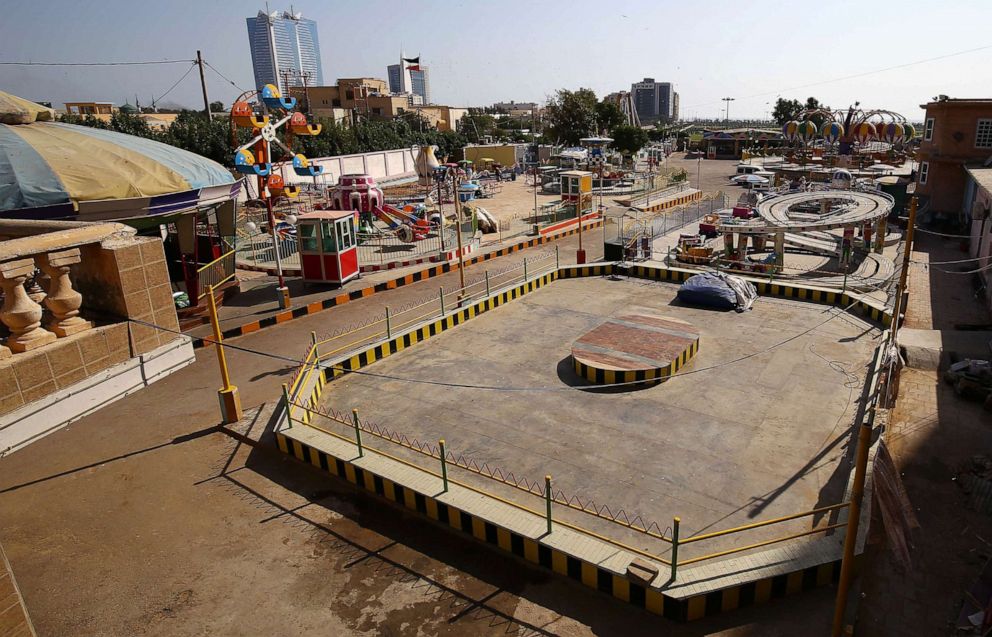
[{"left": 571, "top": 314, "right": 700, "bottom": 385}]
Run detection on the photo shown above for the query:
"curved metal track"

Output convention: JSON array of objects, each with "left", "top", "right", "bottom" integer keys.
[{"left": 716, "top": 190, "right": 894, "bottom": 235}]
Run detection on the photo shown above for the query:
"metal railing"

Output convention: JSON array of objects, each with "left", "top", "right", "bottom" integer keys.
[
  {"left": 281, "top": 255, "right": 853, "bottom": 579},
  {"left": 194, "top": 249, "right": 236, "bottom": 299}
]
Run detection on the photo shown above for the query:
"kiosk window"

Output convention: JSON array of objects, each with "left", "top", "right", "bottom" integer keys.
[
  {"left": 321, "top": 222, "right": 338, "bottom": 252},
  {"left": 299, "top": 224, "right": 318, "bottom": 252},
  {"left": 337, "top": 219, "right": 354, "bottom": 249}
]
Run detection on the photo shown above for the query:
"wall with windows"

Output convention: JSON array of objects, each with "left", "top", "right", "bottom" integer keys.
[{"left": 916, "top": 99, "right": 992, "bottom": 215}]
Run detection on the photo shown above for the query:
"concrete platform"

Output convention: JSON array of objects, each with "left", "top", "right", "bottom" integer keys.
[
  {"left": 899, "top": 328, "right": 992, "bottom": 370},
  {"left": 315, "top": 276, "right": 879, "bottom": 563},
  {"left": 571, "top": 314, "right": 700, "bottom": 384}
]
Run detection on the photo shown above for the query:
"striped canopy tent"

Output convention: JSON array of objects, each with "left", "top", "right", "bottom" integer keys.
[{"left": 0, "top": 91, "right": 241, "bottom": 227}]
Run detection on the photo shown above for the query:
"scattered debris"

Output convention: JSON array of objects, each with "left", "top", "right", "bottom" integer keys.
[{"left": 872, "top": 441, "right": 920, "bottom": 570}]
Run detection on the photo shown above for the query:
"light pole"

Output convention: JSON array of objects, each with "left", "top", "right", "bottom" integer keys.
[{"left": 721, "top": 97, "right": 735, "bottom": 124}]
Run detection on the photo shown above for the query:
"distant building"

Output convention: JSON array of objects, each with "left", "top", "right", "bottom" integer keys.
[
  {"left": 964, "top": 165, "right": 992, "bottom": 313},
  {"left": 386, "top": 55, "right": 430, "bottom": 105},
  {"left": 631, "top": 78, "right": 676, "bottom": 123},
  {"left": 246, "top": 9, "right": 324, "bottom": 94},
  {"left": 290, "top": 78, "right": 408, "bottom": 124},
  {"left": 64, "top": 101, "right": 115, "bottom": 116},
  {"left": 915, "top": 97, "right": 992, "bottom": 216},
  {"left": 493, "top": 101, "right": 538, "bottom": 116},
  {"left": 412, "top": 105, "right": 469, "bottom": 132}
]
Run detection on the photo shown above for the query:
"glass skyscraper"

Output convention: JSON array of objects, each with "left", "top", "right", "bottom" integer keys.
[
  {"left": 246, "top": 10, "right": 324, "bottom": 94},
  {"left": 386, "top": 63, "right": 430, "bottom": 105}
]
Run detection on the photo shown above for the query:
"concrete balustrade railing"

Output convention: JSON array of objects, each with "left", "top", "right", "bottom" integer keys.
[{"left": 0, "top": 220, "right": 135, "bottom": 358}]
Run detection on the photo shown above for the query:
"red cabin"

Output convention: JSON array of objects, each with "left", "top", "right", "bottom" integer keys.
[{"left": 297, "top": 210, "right": 360, "bottom": 286}]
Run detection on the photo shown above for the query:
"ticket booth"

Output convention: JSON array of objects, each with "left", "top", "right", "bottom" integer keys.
[{"left": 298, "top": 210, "right": 360, "bottom": 286}]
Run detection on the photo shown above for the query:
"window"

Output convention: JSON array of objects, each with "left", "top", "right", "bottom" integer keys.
[
  {"left": 977, "top": 119, "right": 992, "bottom": 149},
  {"left": 320, "top": 222, "right": 338, "bottom": 252},
  {"left": 345, "top": 90, "right": 354, "bottom": 100},
  {"left": 332, "top": 98, "right": 341, "bottom": 108},
  {"left": 336, "top": 219, "right": 354, "bottom": 250},
  {"left": 371, "top": 107, "right": 382, "bottom": 115},
  {"left": 919, "top": 161, "right": 929, "bottom": 184},
  {"left": 924, "top": 117, "right": 934, "bottom": 141},
  {"left": 321, "top": 99, "right": 328, "bottom": 105},
  {"left": 299, "top": 223, "right": 318, "bottom": 252}
]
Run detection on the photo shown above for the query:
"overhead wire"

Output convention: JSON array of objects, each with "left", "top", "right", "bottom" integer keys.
[
  {"left": 152, "top": 62, "right": 197, "bottom": 105},
  {"left": 0, "top": 59, "right": 194, "bottom": 66},
  {"left": 203, "top": 60, "right": 249, "bottom": 94}
]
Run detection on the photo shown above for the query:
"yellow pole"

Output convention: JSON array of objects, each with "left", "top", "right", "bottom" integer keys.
[
  {"left": 830, "top": 415, "right": 873, "bottom": 636},
  {"left": 891, "top": 196, "right": 917, "bottom": 340},
  {"left": 207, "top": 284, "right": 242, "bottom": 423}
]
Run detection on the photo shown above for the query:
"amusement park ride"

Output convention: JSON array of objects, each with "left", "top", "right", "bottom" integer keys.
[{"left": 780, "top": 106, "right": 916, "bottom": 163}]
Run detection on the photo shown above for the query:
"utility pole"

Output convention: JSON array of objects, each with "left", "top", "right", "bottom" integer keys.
[
  {"left": 452, "top": 173, "right": 466, "bottom": 296},
  {"left": 721, "top": 97, "right": 735, "bottom": 124},
  {"left": 196, "top": 50, "right": 212, "bottom": 120}
]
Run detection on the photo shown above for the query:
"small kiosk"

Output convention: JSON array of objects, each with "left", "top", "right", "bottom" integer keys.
[{"left": 297, "top": 210, "right": 360, "bottom": 286}]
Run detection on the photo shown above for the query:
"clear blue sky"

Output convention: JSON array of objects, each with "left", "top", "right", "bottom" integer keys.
[{"left": 2, "top": 0, "right": 991, "bottom": 120}]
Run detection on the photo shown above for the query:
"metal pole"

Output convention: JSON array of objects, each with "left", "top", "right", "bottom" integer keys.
[
  {"left": 545, "top": 475, "right": 553, "bottom": 534},
  {"left": 891, "top": 196, "right": 917, "bottom": 341},
  {"left": 831, "top": 415, "right": 873, "bottom": 636},
  {"left": 437, "top": 175, "right": 445, "bottom": 252},
  {"left": 207, "top": 285, "right": 233, "bottom": 391},
  {"left": 439, "top": 439, "right": 448, "bottom": 492},
  {"left": 310, "top": 330, "right": 319, "bottom": 361},
  {"left": 523, "top": 257, "right": 528, "bottom": 282},
  {"left": 555, "top": 245, "right": 560, "bottom": 269},
  {"left": 352, "top": 408, "right": 364, "bottom": 458},
  {"left": 282, "top": 383, "right": 292, "bottom": 424},
  {"left": 196, "top": 50, "right": 212, "bottom": 120},
  {"left": 452, "top": 174, "right": 466, "bottom": 295},
  {"left": 485, "top": 271, "right": 490, "bottom": 297},
  {"left": 385, "top": 307, "right": 392, "bottom": 339},
  {"left": 670, "top": 516, "right": 681, "bottom": 581},
  {"left": 439, "top": 287, "right": 445, "bottom": 315}
]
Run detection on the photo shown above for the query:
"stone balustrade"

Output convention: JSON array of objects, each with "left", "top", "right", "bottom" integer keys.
[{"left": 0, "top": 248, "right": 92, "bottom": 355}]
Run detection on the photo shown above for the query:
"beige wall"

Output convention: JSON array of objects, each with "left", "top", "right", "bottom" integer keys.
[{"left": 0, "top": 234, "right": 181, "bottom": 417}]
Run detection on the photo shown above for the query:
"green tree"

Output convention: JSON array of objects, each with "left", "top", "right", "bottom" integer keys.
[
  {"left": 771, "top": 98, "right": 803, "bottom": 125},
  {"left": 542, "top": 88, "right": 598, "bottom": 145},
  {"left": 108, "top": 111, "right": 153, "bottom": 138},
  {"left": 460, "top": 111, "right": 497, "bottom": 144},
  {"left": 610, "top": 125, "right": 648, "bottom": 157},
  {"left": 209, "top": 100, "right": 225, "bottom": 113},
  {"left": 594, "top": 101, "right": 625, "bottom": 134},
  {"left": 157, "top": 110, "right": 238, "bottom": 165}
]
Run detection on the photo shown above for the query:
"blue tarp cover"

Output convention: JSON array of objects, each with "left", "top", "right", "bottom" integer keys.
[{"left": 677, "top": 272, "right": 738, "bottom": 310}]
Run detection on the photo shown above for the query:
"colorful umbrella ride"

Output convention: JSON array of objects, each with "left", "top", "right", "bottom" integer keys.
[
  {"left": 851, "top": 122, "right": 877, "bottom": 144},
  {"left": 0, "top": 91, "right": 240, "bottom": 222},
  {"left": 821, "top": 121, "right": 844, "bottom": 144},
  {"left": 782, "top": 120, "right": 801, "bottom": 141},
  {"left": 877, "top": 122, "right": 905, "bottom": 144},
  {"left": 795, "top": 121, "right": 817, "bottom": 142}
]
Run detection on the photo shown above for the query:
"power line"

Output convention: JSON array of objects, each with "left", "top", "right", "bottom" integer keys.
[
  {"left": 203, "top": 60, "right": 249, "bottom": 94},
  {"left": 152, "top": 63, "right": 197, "bottom": 105},
  {"left": 0, "top": 59, "right": 194, "bottom": 67},
  {"left": 680, "top": 42, "right": 992, "bottom": 111}
]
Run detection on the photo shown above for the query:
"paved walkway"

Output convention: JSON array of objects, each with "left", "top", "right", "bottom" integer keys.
[
  {"left": 856, "top": 231, "right": 992, "bottom": 636},
  {"left": 190, "top": 227, "right": 606, "bottom": 339}
]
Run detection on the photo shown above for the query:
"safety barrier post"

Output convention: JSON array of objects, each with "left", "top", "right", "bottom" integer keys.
[
  {"left": 352, "top": 408, "right": 364, "bottom": 458},
  {"left": 282, "top": 383, "right": 293, "bottom": 425},
  {"left": 385, "top": 307, "right": 392, "bottom": 339},
  {"left": 523, "top": 257, "right": 528, "bottom": 282},
  {"left": 439, "top": 439, "right": 448, "bottom": 492},
  {"left": 439, "top": 287, "right": 445, "bottom": 315},
  {"left": 485, "top": 271, "right": 491, "bottom": 297},
  {"left": 670, "top": 516, "right": 681, "bottom": 581},
  {"left": 555, "top": 245, "right": 560, "bottom": 269},
  {"left": 545, "top": 475, "right": 553, "bottom": 534}
]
